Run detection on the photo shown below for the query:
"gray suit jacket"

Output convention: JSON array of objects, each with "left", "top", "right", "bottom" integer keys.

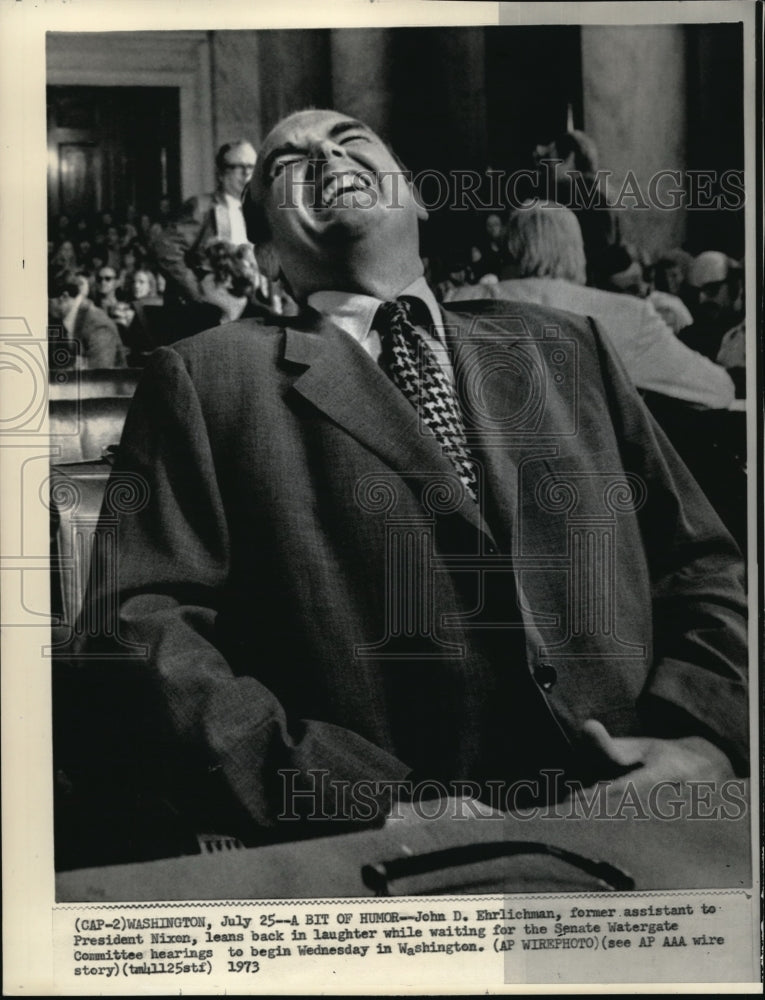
[
  {"left": 150, "top": 190, "right": 233, "bottom": 304},
  {"left": 79, "top": 300, "right": 748, "bottom": 838},
  {"left": 72, "top": 299, "right": 126, "bottom": 369}
]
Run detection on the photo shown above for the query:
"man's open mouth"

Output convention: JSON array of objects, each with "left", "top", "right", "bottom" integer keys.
[{"left": 316, "top": 170, "right": 374, "bottom": 208}]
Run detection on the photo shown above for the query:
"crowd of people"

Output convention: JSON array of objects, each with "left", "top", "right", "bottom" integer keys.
[{"left": 47, "top": 129, "right": 746, "bottom": 405}]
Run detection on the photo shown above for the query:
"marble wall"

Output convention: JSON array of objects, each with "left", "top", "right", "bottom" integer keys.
[
  {"left": 209, "top": 31, "right": 263, "bottom": 149},
  {"left": 581, "top": 26, "right": 687, "bottom": 259},
  {"left": 330, "top": 29, "right": 395, "bottom": 140}
]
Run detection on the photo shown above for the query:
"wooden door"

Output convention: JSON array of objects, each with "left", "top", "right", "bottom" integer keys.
[{"left": 47, "top": 86, "right": 181, "bottom": 224}]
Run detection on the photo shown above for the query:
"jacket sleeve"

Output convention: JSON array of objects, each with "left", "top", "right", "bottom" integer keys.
[
  {"left": 82, "top": 346, "right": 410, "bottom": 838},
  {"left": 589, "top": 318, "right": 749, "bottom": 772},
  {"left": 149, "top": 197, "right": 206, "bottom": 303},
  {"left": 83, "top": 313, "right": 126, "bottom": 369},
  {"left": 628, "top": 299, "right": 735, "bottom": 408}
]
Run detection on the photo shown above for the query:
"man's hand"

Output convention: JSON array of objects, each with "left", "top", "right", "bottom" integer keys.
[
  {"left": 199, "top": 273, "right": 248, "bottom": 322},
  {"left": 578, "top": 719, "right": 734, "bottom": 796}
]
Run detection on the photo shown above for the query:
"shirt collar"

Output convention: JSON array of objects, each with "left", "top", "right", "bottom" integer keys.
[
  {"left": 308, "top": 275, "right": 443, "bottom": 348},
  {"left": 224, "top": 192, "right": 243, "bottom": 214}
]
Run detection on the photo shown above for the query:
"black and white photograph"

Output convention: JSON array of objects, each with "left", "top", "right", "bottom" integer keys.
[{"left": 1, "top": 0, "right": 760, "bottom": 993}]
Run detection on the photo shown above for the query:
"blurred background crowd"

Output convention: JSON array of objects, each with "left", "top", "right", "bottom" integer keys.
[{"left": 46, "top": 24, "right": 749, "bottom": 547}]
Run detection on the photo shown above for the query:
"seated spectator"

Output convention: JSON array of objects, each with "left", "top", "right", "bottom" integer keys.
[
  {"left": 48, "top": 270, "right": 126, "bottom": 370},
  {"left": 156, "top": 195, "right": 175, "bottom": 228},
  {"left": 50, "top": 239, "right": 78, "bottom": 278},
  {"left": 138, "top": 212, "right": 154, "bottom": 241},
  {"left": 469, "top": 202, "right": 734, "bottom": 409},
  {"left": 119, "top": 223, "right": 138, "bottom": 249},
  {"left": 88, "top": 250, "right": 107, "bottom": 284},
  {"left": 103, "top": 225, "right": 123, "bottom": 274},
  {"left": 76, "top": 237, "right": 93, "bottom": 269},
  {"left": 654, "top": 248, "right": 692, "bottom": 300},
  {"left": 117, "top": 244, "right": 139, "bottom": 292},
  {"left": 603, "top": 245, "right": 693, "bottom": 334},
  {"left": 434, "top": 250, "right": 477, "bottom": 303},
  {"left": 472, "top": 212, "right": 507, "bottom": 280},
  {"left": 596, "top": 243, "right": 649, "bottom": 297},
  {"left": 680, "top": 251, "right": 745, "bottom": 362},
  {"left": 53, "top": 213, "right": 72, "bottom": 245},
  {"left": 92, "top": 266, "right": 120, "bottom": 312},
  {"left": 130, "top": 267, "right": 163, "bottom": 306}
]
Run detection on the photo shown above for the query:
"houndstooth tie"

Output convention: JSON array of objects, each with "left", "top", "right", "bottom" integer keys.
[{"left": 376, "top": 297, "right": 478, "bottom": 503}]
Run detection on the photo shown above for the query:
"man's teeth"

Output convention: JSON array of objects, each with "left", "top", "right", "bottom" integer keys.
[{"left": 321, "top": 173, "right": 372, "bottom": 205}]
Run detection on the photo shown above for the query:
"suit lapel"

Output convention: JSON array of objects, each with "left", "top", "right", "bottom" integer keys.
[
  {"left": 282, "top": 310, "right": 491, "bottom": 539},
  {"left": 440, "top": 306, "right": 528, "bottom": 551}
]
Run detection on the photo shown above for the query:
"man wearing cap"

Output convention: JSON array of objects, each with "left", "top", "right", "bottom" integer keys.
[{"left": 78, "top": 110, "right": 747, "bottom": 845}]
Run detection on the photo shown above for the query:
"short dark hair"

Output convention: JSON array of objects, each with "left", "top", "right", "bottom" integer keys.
[
  {"left": 215, "top": 139, "right": 255, "bottom": 174},
  {"left": 246, "top": 108, "right": 404, "bottom": 246},
  {"left": 48, "top": 271, "right": 81, "bottom": 299}
]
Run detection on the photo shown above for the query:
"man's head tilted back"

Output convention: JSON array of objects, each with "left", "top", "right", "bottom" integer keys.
[{"left": 248, "top": 109, "right": 428, "bottom": 302}]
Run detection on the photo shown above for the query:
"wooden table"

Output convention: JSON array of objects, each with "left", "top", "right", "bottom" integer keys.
[{"left": 57, "top": 785, "right": 752, "bottom": 901}]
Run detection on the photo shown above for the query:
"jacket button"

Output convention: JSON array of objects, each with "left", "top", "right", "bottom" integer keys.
[{"left": 534, "top": 663, "right": 557, "bottom": 692}]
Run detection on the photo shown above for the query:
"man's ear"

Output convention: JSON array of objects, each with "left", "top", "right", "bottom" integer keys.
[
  {"left": 255, "top": 242, "right": 282, "bottom": 281},
  {"left": 411, "top": 181, "right": 429, "bottom": 223}
]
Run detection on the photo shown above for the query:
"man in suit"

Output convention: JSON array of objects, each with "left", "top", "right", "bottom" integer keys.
[
  {"left": 48, "top": 270, "right": 126, "bottom": 369},
  {"left": 151, "top": 139, "right": 257, "bottom": 306},
  {"left": 77, "top": 110, "right": 747, "bottom": 849}
]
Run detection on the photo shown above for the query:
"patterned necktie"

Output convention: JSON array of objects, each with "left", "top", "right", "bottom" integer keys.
[{"left": 376, "top": 297, "right": 478, "bottom": 503}]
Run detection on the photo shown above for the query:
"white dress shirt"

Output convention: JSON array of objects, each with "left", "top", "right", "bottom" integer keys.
[
  {"left": 308, "top": 276, "right": 455, "bottom": 383},
  {"left": 224, "top": 193, "right": 249, "bottom": 247}
]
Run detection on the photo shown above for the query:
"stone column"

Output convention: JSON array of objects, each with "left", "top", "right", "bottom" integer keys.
[
  {"left": 330, "top": 29, "right": 395, "bottom": 139},
  {"left": 581, "top": 25, "right": 687, "bottom": 258}
]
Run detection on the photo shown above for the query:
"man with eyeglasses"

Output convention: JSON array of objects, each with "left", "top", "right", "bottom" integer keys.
[
  {"left": 92, "top": 267, "right": 119, "bottom": 312},
  {"left": 680, "top": 251, "right": 745, "bottom": 365},
  {"left": 48, "top": 270, "right": 126, "bottom": 369},
  {"left": 151, "top": 139, "right": 257, "bottom": 313}
]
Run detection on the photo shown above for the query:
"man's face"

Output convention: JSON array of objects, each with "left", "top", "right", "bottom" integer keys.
[
  {"left": 219, "top": 142, "right": 257, "bottom": 199},
  {"left": 687, "top": 253, "right": 740, "bottom": 322},
  {"left": 132, "top": 271, "right": 152, "bottom": 299},
  {"left": 96, "top": 269, "right": 117, "bottom": 297},
  {"left": 49, "top": 292, "right": 74, "bottom": 320},
  {"left": 485, "top": 214, "right": 504, "bottom": 241},
  {"left": 695, "top": 279, "right": 733, "bottom": 320},
  {"left": 253, "top": 110, "right": 426, "bottom": 297}
]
